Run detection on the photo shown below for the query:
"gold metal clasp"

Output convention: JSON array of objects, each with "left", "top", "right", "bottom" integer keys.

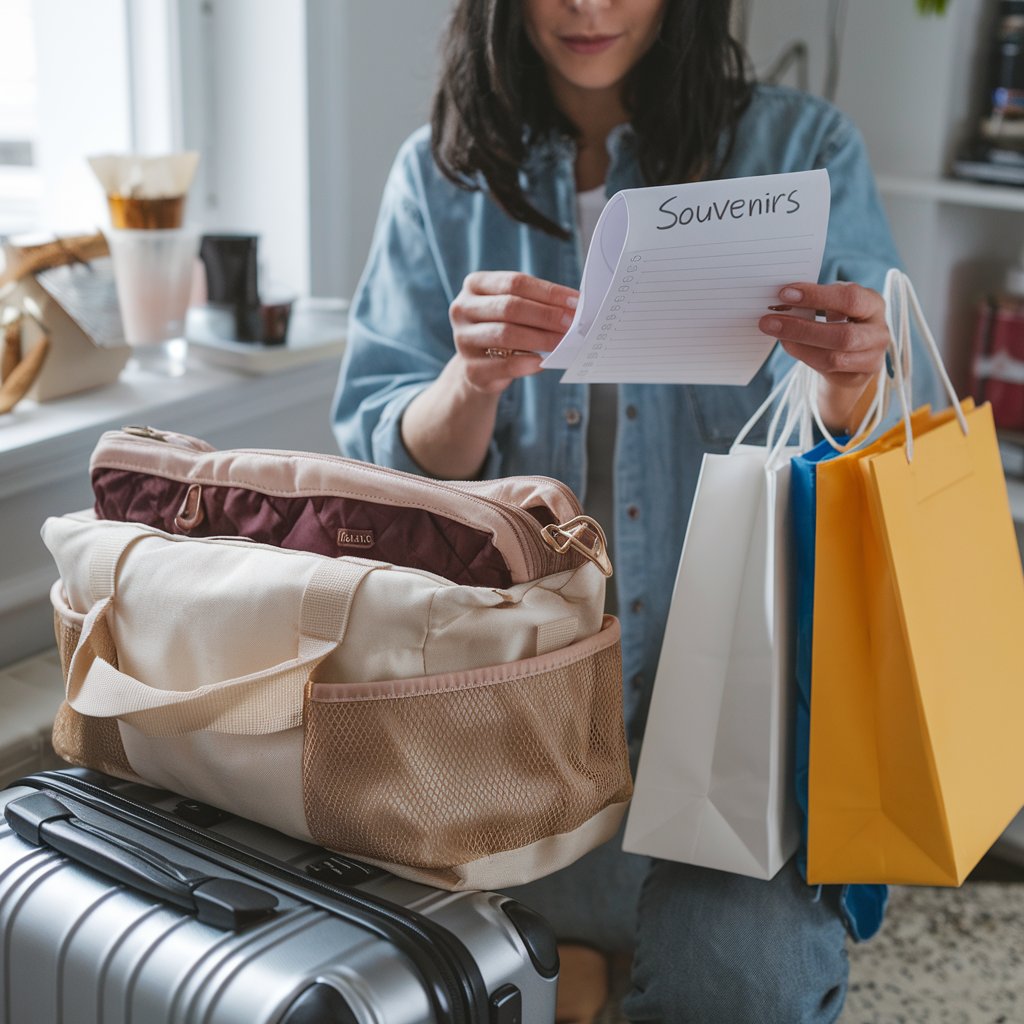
[{"left": 541, "top": 515, "right": 613, "bottom": 577}]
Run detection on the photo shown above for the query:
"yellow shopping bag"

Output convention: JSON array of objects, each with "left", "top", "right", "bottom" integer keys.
[{"left": 808, "top": 272, "right": 1024, "bottom": 886}]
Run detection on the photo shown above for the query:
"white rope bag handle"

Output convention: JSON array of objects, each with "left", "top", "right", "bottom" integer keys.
[
  {"left": 881, "top": 268, "right": 967, "bottom": 463},
  {"left": 732, "top": 284, "right": 906, "bottom": 468},
  {"left": 758, "top": 270, "right": 966, "bottom": 463},
  {"left": 731, "top": 362, "right": 815, "bottom": 469}
]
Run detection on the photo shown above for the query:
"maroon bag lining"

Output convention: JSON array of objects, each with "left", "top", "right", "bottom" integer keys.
[{"left": 92, "top": 468, "right": 514, "bottom": 588}]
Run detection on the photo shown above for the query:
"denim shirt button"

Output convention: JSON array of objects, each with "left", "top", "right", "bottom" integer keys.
[
  {"left": 630, "top": 673, "right": 645, "bottom": 692},
  {"left": 625, "top": 404, "right": 638, "bottom": 420},
  {"left": 631, "top": 599, "right": 644, "bottom": 614},
  {"left": 626, "top": 504, "right": 640, "bottom": 520},
  {"left": 564, "top": 407, "right": 582, "bottom": 427}
]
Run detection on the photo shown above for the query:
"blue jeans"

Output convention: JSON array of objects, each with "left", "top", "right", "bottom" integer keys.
[{"left": 503, "top": 829, "right": 849, "bottom": 1023}]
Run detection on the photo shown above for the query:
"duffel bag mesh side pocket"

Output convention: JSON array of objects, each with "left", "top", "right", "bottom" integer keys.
[
  {"left": 50, "top": 583, "right": 135, "bottom": 779},
  {"left": 52, "top": 703, "right": 136, "bottom": 779},
  {"left": 52, "top": 584, "right": 84, "bottom": 681},
  {"left": 302, "top": 617, "right": 630, "bottom": 881}
]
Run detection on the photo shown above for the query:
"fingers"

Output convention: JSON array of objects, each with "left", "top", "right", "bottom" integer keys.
[
  {"left": 459, "top": 346, "right": 544, "bottom": 395},
  {"left": 774, "top": 339, "right": 882, "bottom": 382},
  {"left": 761, "top": 313, "right": 889, "bottom": 376},
  {"left": 774, "top": 281, "right": 884, "bottom": 322},
  {"left": 464, "top": 270, "right": 580, "bottom": 309},
  {"left": 449, "top": 272, "right": 578, "bottom": 394},
  {"left": 458, "top": 320, "right": 562, "bottom": 357},
  {"left": 452, "top": 292, "right": 575, "bottom": 337},
  {"left": 759, "top": 281, "right": 889, "bottom": 380},
  {"left": 453, "top": 272, "right": 579, "bottom": 337}
]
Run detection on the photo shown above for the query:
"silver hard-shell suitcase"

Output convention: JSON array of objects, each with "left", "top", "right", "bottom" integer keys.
[{"left": 0, "top": 769, "right": 558, "bottom": 1024}]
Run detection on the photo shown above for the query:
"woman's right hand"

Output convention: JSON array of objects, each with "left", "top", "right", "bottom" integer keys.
[
  {"left": 401, "top": 271, "right": 578, "bottom": 478},
  {"left": 449, "top": 271, "right": 580, "bottom": 394}
]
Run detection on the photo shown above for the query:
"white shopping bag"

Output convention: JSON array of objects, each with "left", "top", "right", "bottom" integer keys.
[{"left": 623, "top": 376, "right": 808, "bottom": 879}]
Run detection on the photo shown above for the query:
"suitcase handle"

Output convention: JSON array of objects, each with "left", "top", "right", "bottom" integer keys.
[{"left": 5, "top": 791, "right": 279, "bottom": 931}]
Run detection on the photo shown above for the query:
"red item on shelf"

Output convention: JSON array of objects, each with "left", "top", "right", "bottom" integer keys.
[{"left": 970, "top": 296, "right": 1024, "bottom": 432}]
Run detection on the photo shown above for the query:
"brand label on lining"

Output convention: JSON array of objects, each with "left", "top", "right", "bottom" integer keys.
[{"left": 336, "top": 528, "right": 375, "bottom": 549}]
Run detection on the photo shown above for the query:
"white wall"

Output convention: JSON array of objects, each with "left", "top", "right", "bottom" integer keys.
[
  {"left": 126, "top": 0, "right": 183, "bottom": 155},
  {"left": 176, "top": 0, "right": 451, "bottom": 301},
  {"left": 746, "top": 0, "right": 1011, "bottom": 382},
  {"left": 179, "top": 0, "right": 312, "bottom": 298},
  {"left": 306, "top": 0, "right": 452, "bottom": 299},
  {"left": 745, "top": 0, "right": 991, "bottom": 177}
]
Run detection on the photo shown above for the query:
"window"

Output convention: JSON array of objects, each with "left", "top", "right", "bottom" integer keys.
[
  {"left": 0, "top": 0, "right": 177, "bottom": 241},
  {"left": 0, "top": 0, "right": 41, "bottom": 236}
]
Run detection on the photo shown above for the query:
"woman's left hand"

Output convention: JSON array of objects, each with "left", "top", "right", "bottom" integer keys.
[{"left": 758, "top": 281, "right": 890, "bottom": 431}]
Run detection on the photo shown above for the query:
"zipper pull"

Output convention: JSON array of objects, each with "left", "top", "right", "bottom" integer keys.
[
  {"left": 541, "top": 515, "right": 613, "bottom": 577},
  {"left": 120, "top": 426, "right": 216, "bottom": 452},
  {"left": 122, "top": 425, "right": 169, "bottom": 441},
  {"left": 174, "top": 484, "right": 204, "bottom": 532}
]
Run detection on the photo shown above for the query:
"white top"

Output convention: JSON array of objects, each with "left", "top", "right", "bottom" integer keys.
[{"left": 576, "top": 184, "right": 607, "bottom": 252}]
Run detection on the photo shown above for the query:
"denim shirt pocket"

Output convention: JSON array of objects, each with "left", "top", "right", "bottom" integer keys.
[
  {"left": 496, "top": 384, "right": 519, "bottom": 431},
  {"left": 486, "top": 383, "right": 521, "bottom": 475},
  {"left": 688, "top": 378, "right": 772, "bottom": 447}
]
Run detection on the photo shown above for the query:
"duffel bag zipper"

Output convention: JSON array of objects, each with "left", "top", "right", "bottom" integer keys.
[
  {"left": 114, "top": 427, "right": 612, "bottom": 578},
  {"left": 18, "top": 770, "right": 486, "bottom": 1024}
]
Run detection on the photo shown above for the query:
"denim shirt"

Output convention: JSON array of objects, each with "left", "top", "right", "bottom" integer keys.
[{"left": 332, "top": 84, "right": 940, "bottom": 939}]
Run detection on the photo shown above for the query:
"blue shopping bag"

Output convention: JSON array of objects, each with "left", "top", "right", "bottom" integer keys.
[{"left": 791, "top": 439, "right": 888, "bottom": 942}]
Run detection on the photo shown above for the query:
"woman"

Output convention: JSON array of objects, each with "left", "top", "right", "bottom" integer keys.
[{"left": 333, "top": 1, "right": 937, "bottom": 1019}]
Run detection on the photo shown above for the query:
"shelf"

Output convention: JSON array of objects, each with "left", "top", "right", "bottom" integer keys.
[{"left": 877, "top": 174, "right": 1024, "bottom": 213}]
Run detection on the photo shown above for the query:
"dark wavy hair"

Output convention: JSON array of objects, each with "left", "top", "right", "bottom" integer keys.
[{"left": 430, "top": 0, "right": 753, "bottom": 239}]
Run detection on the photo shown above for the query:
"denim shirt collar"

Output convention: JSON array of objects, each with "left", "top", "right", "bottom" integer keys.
[
  {"left": 604, "top": 123, "right": 640, "bottom": 195},
  {"left": 522, "top": 123, "right": 640, "bottom": 195}
]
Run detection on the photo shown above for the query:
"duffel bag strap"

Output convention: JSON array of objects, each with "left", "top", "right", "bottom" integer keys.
[{"left": 66, "top": 536, "right": 381, "bottom": 736}]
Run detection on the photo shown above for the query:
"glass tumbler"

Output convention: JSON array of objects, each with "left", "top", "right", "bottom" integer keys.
[{"left": 105, "top": 226, "right": 200, "bottom": 376}]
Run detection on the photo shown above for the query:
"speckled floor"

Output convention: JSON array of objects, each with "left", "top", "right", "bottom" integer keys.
[
  {"left": 840, "top": 883, "right": 1024, "bottom": 1024},
  {"left": 594, "top": 881, "right": 1024, "bottom": 1023}
]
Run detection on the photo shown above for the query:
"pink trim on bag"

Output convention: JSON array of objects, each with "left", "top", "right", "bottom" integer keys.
[
  {"left": 90, "top": 434, "right": 581, "bottom": 523},
  {"left": 92, "top": 467, "right": 515, "bottom": 588},
  {"left": 307, "top": 615, "right": 621, "bottom": 702},
  {"left": 89, "top": 431, "right": 589, "bottom": 585}
]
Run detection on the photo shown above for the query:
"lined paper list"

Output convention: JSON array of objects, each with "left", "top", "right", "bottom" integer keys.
[{"left": 542, "top": 169, "right": 830, "bottom": 385}]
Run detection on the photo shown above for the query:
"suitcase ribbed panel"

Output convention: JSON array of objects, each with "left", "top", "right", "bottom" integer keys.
[
  {"left": 0, "top": 807, "right": 430, "bottom": 1024},
  {"left": 0, "top": 773, "right": 558, "bottom": 1024}
]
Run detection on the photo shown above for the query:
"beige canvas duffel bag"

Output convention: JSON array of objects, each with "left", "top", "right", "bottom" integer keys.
[{"left": 43, "top": 512, "right": 631, "bottom": 890}]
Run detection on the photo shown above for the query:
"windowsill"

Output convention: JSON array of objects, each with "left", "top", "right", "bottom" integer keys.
[
  {"left": 1, "top": 353, "right": 339, "bottom": 495},
  {"left": 4, "top": 358, "right": 242, "bottom": 454},
  {"left": 0, "top": 350, "right": 342, "bottom": 667}
]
